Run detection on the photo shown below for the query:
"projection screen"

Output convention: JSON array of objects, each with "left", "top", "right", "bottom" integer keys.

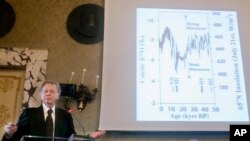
[{"left": 99, "top": 0, "right": 250, "bottom": 131}]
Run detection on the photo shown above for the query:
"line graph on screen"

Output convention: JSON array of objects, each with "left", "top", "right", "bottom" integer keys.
[{"left": 136, "top": 8, "right": 248, "bottom": 122}]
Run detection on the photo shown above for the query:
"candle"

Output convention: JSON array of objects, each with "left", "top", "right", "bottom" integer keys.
[
  {"left": 81, "top": 68, "right": 87, "bottom": 84},
  {"left": 69, "top": 72, "right": 75, "bottom": 83},
  {"left": 95, "top": 75, "right": 99, "bottom": 88}
]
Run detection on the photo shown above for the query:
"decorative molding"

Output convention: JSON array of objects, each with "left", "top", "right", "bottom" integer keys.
[
  {"left": 0, "top": 47, "right": 48, "bottom": 108},
  {"left": 0, "top": 105, "right": 10, "bottom": 127},
  {"left": 0, "top": 78, "right": 14, "bottom": 93},
  {"left": 0, "top": 75, "right": 22, "bottom": 138}
]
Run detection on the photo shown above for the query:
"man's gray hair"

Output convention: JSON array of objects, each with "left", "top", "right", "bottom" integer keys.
[{"left": 39, "top": 80, "right": 61, "bottom": 96}]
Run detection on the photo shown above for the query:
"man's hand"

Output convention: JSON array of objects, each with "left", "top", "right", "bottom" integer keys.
[
  {"left": 4, "top": 122, "right": 17, "bottom": 138},
  {"left": 89, "top": 130, "right": 106, "bottom": 139}
]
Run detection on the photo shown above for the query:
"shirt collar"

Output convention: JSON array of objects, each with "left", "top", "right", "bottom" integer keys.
[{"left": 42, "top": 103, "right": 55, "bottom": 113}]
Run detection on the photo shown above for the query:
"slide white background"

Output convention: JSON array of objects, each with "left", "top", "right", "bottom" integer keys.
[
  {"left": 99, "top": 0, "right": 250, "bottom": 131},
  {"left": 136, "top": 8, "right": 248, "bottom": 122}
]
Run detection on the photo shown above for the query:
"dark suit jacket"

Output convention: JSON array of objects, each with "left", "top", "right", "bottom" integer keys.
[{"left": 2, "top": 105, "right": 76, "bottom": 141}]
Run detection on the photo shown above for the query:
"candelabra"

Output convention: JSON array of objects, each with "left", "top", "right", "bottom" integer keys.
[
  {"left": 61, "top": 69, "right": 99, "bottom": 112},
  {"left": 75, "top": 84, "right": 98, "bottom": 111}
]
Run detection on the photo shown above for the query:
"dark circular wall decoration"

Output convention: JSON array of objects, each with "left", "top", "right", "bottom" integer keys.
[
  {"left": 0, "top": 0, "right": 16, "bottom": 39},
  {"left": 66, "top": 4, "right": 104, "bottom": 44}
]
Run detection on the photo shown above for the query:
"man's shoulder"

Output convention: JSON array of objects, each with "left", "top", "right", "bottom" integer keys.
[
  {"left": 56, "top": 107, "right": 71, "bottom": 115},
  {"left": 23, "top": 106, "right": 42, "bottom": 112}
]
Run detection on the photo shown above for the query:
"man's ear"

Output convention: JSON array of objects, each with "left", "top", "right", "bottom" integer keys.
[{"left": 56, "top": 93, "right": 60, "bottom": 100}]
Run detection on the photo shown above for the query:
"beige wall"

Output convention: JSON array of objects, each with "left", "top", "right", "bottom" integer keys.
[{"left": 0, "top": 0, "right": 228, "bottom": 140}]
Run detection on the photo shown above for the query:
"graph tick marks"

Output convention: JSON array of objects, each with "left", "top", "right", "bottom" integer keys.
[{"left": 136, "top": 8, "right": 248, "bottom": 122}]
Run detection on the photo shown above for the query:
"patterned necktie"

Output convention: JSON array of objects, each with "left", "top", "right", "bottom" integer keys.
[{"left": 46, "top": 109, "right": 53, "bottom": 137}]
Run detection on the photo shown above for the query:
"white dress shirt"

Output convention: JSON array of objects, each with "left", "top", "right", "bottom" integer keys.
[{"left": 42, "top": 103, "right": 55, "bottom": 137}]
